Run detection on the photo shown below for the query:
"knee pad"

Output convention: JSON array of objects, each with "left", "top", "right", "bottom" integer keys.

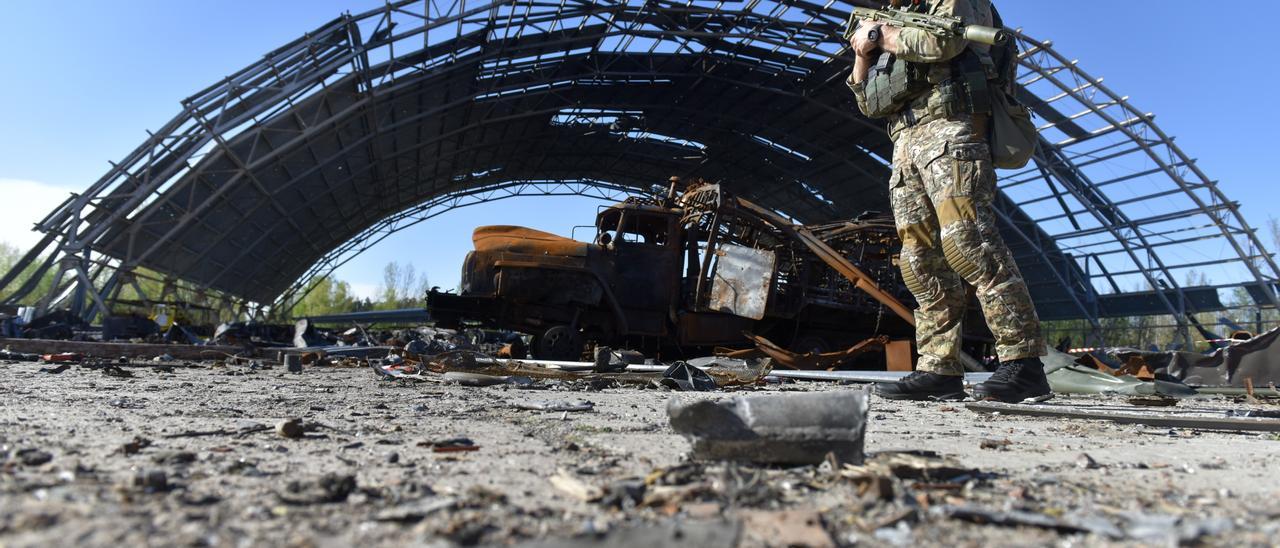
[
  {"left": 942, "top": 233, "right": 983, "bottom": 281},
  {"left": 900, "top": 261, "right": 927, "bottom": 297}
]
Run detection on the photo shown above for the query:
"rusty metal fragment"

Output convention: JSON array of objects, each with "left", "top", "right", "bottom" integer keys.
[
  {"left": 684, "top": 356, "right": 774, "bottom": 386},
  {"left": 746, "top": 333, "right": 888, "bottom": 370}
]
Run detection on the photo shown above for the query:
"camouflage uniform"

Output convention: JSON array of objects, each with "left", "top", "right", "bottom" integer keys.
[{"left": 849, "top": 0, "right": 1045, "bottom": 375}]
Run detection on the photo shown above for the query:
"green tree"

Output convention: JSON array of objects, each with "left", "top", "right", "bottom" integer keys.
[
  {"left": 0, "top": 241, "right": 56, "bottom": 304},
  {"left": 291, "top": 276, "right": 358, "bottom": 317},
  {"left": 375, "top": 261, "right": 429, "bottom": 310}
]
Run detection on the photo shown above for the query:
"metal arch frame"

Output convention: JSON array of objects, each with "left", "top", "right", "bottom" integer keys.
[
  {"left": 155, "top": 94, "right": 873, "bottom": 291},
  {"left": 997, "top": 30, "right": 1280, "bottom": 342},
  {"left": 0, "top": 0, "right": 1273, "bottom": 344},
  {"left": 124, "top": 22, "right": 875, "bottom": 286},
  {"left": 272, "top": 178, "right": 643, "bottom": 310}
]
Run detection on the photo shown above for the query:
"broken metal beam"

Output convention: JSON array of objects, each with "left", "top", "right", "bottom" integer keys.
[
  {"left": 302, "top": 307, "right": 431, "bottom": 324},
  {"left": 0, "top": 337, "right": 252, "bottom": 360},
  {"left": 966, "top": 401, "right": 1280, "bottom": 432}
]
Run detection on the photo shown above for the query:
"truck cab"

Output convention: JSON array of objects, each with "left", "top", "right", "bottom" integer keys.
[{"left": 429, "top": 198, "right": 691, "bottom": 359}]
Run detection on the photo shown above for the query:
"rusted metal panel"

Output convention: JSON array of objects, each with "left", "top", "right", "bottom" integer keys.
[
  {"left": 709, "top": 244, "right": 776, "bottom": 320},
  {"left": 885, "top": 339, "right": 914, "bottom": 371}
]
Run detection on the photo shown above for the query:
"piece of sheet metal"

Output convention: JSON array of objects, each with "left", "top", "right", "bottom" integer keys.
[
  {"left": 708, "top": 244, "right": 775, "bottom": 320},
  {"left": 967, "top": 401, "right": 1280, "bottom": 433},
  {"left": 1047, "top": 364, "right": 1197, "bottom": 397}
]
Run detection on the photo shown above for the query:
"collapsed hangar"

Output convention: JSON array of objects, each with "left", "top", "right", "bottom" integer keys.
[{"left": 2, "top": 0, "right": 1277, "bottom": 341}]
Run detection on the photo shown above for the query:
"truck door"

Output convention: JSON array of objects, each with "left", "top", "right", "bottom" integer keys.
[{"left": 611, "top": 211, "right": 679, "bottom": 335}]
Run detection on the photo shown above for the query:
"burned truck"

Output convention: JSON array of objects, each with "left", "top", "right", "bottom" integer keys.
[{"left": 428, "top": 182, "right": 964, "bottom": 361}]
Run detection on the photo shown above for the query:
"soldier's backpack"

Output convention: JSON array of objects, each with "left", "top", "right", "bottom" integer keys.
[{"left": 987, "top": 6, "right": 1038, "bottom": 169}]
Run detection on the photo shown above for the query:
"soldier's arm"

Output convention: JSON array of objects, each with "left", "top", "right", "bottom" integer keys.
[
  {"left": 850, "top": 52, "right": 873, "bottom": 84},
  {"left": 874, "top": 0, "right": 972, "bottom": 63},
  {"left": 846, "top": 58, "right": 872, "bottom": 113}
]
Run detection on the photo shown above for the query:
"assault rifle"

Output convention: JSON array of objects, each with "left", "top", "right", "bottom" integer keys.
[{"left": 844, "top": 5, "right": 1008, "bottom": 47}]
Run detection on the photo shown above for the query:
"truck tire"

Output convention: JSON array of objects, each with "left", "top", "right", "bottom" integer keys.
[
  {"left": 534, "top": 325, "right": 584, "bottom": 361},
  {"left": 791, "top": 334, "right": 830, "bottom": 355}
]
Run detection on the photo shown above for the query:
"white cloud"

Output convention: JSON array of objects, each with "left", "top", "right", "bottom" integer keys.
[{"left": 0, "top": 179, "right": 73, "bottom": 254}]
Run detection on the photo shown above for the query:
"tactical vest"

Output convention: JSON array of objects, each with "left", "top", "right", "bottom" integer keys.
[{"left": 860, "top": 2, "right": 994, "bottom": 122}]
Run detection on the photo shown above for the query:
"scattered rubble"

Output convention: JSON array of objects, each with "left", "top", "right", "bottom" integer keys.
[
  {"left": 512, "top": 400, "right": 595, "bottom": 412},
  {"left": 0, "top": 356, "right": 1276, "bottom": 546},
  {"left": 4, "top": 320, "right": 1280, "bottom": 545}
]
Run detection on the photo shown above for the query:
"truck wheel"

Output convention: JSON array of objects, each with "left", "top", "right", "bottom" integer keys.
[
  {"left": 792, "top": 335, "right": 830, "bottom": 355},
  {"left": 534, "top": 325, "right": 584, "bottom": 361}
]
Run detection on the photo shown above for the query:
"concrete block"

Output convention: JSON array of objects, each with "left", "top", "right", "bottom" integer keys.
[{"left": 667, "top": 389, "right": 870, "bottom": 465}]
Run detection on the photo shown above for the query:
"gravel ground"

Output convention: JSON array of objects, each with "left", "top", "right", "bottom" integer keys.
[{"left": 1, "top": 357, "right": 1278, "bottom": 547}]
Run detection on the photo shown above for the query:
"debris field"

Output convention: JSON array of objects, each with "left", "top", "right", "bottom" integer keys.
[{"left": 1, "top": 357, "right": 1278, "bottom": 547}]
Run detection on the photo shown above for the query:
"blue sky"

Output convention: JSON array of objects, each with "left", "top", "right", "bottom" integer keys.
[{"left": 1, "top": 1, "right": 1276, "bottom": 298}]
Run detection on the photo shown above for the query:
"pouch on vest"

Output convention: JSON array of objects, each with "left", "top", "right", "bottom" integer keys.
[
  {"left": 928, "top": 52, "right": 992, "bottom": 119},
  {"left": 860, "top": 53, "right": 931, "bottom": 119},
  {"left": 989, "top": 89, "right": 1037, "bottom": 169},
  {"left": 985, "top": 5, "right": 1038, "bottom": 169}
]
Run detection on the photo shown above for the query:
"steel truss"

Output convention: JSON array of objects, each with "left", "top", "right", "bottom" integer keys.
[{"left": 1, "top": 0, "right": 1274, "bottom": 343}]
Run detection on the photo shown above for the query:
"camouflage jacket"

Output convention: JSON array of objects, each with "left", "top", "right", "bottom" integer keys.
[{"left": 847, "top": 0, "right": 994, "bottom": 120}]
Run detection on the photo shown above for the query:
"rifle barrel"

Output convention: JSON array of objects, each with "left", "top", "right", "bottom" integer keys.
[{"left": 847, "top": 6, "right": 1008, "bottom": 46}]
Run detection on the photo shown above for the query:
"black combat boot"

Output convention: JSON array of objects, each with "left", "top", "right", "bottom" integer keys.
[
  {"left": 874, "top": 370, "right": 967, "bottom": 401},
  {"left": 971, "top": 357, "right": 1053, "bottom": 403}
]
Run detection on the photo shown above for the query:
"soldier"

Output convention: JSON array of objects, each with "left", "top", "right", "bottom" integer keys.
[{"left": 846, "top": 0, "right": 1051, "bottom": 402}]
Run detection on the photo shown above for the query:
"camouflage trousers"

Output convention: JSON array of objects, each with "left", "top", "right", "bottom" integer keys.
[{"left": 889, "top": 114, "right": 1046, "bottom": 375}]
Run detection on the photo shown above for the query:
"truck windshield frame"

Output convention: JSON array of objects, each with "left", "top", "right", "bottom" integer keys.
[{"left": 597, "top": 208, "right": 672, "bottom": 247}]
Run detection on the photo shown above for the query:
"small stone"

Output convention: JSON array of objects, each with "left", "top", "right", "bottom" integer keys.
[
  {"left": 1075, "top": 452, "right": 1101, "bottom": 469},
  {"left": 133, "top": 469, "right": 169, "bottom": 492},
  {"left": 16, "top": 448, "right": 53, "bottom": 466},
  {"left": 152, "top": 450, "right": 197, "bottom": 465},
  {"left": 980, "top": 438, "right": 1012, "bottom": 450},
  {"left": 279, "top": 473, "right": 357, "bottom": 505},
  {"left": 121, "top": 436, "right": 151, "bottom": 456},
  {"left": 276, "top": 419, "right": 304, "bottom": 439},
  {"left": 284, "top": 354, "right": 303, "bottom": 373},
  {"left": 386, "top": 451, "right": 400, "bottom": 464}
]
